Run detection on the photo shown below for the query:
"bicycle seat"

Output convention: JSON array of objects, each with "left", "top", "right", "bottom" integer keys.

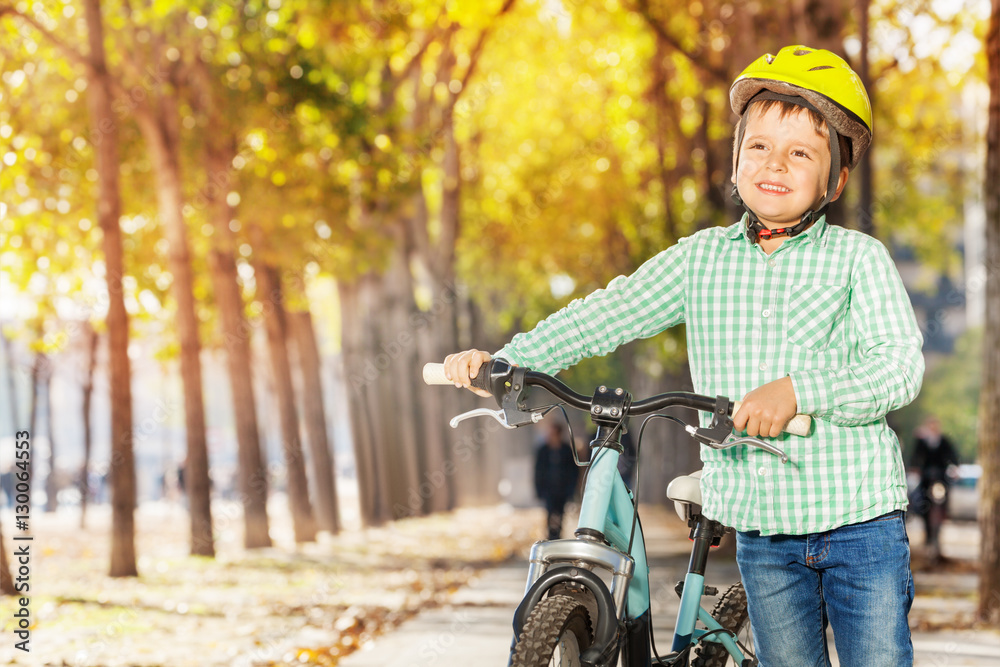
[{"left": 666, "top": 470, "right": 702, "bottom": 521}]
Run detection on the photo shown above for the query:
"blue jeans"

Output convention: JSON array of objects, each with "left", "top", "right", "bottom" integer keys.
[{"left": 736, "top": 511, "right": 914, "bottom": 667}]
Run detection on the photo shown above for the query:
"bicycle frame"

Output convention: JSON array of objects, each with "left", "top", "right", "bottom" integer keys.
[
  {"left": 420, "top": 359, "right": 782, "bottom": 666},
  {"left": 511, "top": 430, "right": 749, "bottom": 667}
]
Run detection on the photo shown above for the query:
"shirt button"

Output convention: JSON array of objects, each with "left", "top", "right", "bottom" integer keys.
[
  {"left": 762, "top": 309, "right": 771, "bottom": 318},
  {"left": 759, "top": 362, "right": 768, "bottom": 371},
  {"left": 768, "top": 258, "right": 777, "bottom": 268},
  {"left": 758, "top": 467, "right": 767, "bottom": 476}
]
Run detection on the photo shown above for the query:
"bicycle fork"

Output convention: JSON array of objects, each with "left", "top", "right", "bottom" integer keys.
[
  {"left": 511, "top": 537, "right": 632, "bottom": 666},
  {"left": 509, "top": 442, "right": 647, "bottom": 666}
]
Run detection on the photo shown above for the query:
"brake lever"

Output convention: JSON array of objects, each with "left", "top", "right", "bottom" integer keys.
[
  {"left": 683, "top": 395, "right": 738, "bottom": 445},
  {"left": 449, "top": 407, "right": 544, "bottom": 430},
  {"left": 708, "top": 435, "right": 789, "bottom": 464}
]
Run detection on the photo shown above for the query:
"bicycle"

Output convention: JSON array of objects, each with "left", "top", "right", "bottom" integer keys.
[{"left": 423, "top": 358, "right": 811, "bottom": 667}]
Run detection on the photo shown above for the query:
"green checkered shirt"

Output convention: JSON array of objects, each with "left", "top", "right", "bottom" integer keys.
[{"left": 497, "top": 215, "right": 924, "bottom": 535}]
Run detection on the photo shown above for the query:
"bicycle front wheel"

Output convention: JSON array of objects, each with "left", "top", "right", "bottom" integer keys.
[
  {"left": 691, "top": 582, "right": 752, "bottom": 667},
  {"left": 511, "top": 595, "right": 595, "bottom": 667}
]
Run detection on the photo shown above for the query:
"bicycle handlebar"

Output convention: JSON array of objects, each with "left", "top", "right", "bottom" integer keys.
[{"left": 422, "top": 360, "right": 811, "bottom": 437}]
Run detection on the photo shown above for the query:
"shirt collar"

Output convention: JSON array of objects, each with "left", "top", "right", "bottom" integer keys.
[{"left": 725, "top": 212, "right": 831, "bottom": 247}]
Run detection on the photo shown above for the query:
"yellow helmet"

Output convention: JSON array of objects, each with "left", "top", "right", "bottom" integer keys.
[{"left": 730, "top": 45, "right": 872, "bottom": 169}]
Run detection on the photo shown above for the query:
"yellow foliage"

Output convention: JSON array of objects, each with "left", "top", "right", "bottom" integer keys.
[{"left": 0, "top": 0, "right": 989, "bottom": 386}]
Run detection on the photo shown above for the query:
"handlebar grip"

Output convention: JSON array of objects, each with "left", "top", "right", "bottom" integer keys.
[
  {"left": 469, "top": 360, "right": 494, "bottom": 392},
  {"left": 422, "top": 363, "right": 451, "bottom": 385},
  {"left": 732, "top": 400, "right": 812, "bottom": 437},
  {"left": 421, "top": 361, "right": 494, "bottom": 393}
]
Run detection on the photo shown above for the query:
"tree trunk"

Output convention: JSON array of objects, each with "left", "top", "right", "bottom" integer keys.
[
  {"left": 0, "top": 521, "right": 14, "bottom": 595},
  {"left": 855, "top": 0, "right": 874, "bottom": 236},
  {"left": 0, "top": 330, "right": 19, "bottom": 432},
  {"left": 338, "top": 277, "right": 391, "bottom": 526},
  {"left": 437, "top": 116, "right": 499, "bottom": 507},
  {"left": 411, "top": 109, "right": 461, "bottom": 515},
  {"left": 414, "top": 316, "right": 455, "bottom": 514},
  {"left": 202, "top": 141, "right": 272, "bottom": 549},
  {"left": 696, "top": 94, "right": 727, "bottom": 227},
  {"left": 338, "top": 239, "right": 426, "bottom": 523},
  {"left": 289, "top": 309, "right": 341, "bottom": 534},
  {"left": 83, "top": 0, "right": 137, "bottom": 578},
  {"left": 27, "top": 353, "right": 40, "bottom": 501},
  {"left": 136, "top": 90, "right": 214, "bottom": 558},
  {"left": 978, "top": 0, "right": 1000, "bottom": 627},
  {"left": 380, "top": 236, "right": 423, "bottom": 517},
  {"left": 80, "top": 322, "right": 98, "bottom": 529},
  {"left": 793, "top": 0, "right": 846, "bottom": 55},
  {"left": 43, "top": 353, "right": 58, "bottom": 513},
  {"left": 650, "top": 33, "right": 684, "bottom": 237},
  {"left": 252, "top": 258, "right": 316, "bottom": 542},
  {"left": 1, "top": 333, "right": 22, "bottom": 592}
]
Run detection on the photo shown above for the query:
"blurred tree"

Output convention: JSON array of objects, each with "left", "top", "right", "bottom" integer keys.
[
  {"left": 0, "top": 0, "right": 141, "bottom": 574},
  {"left": 251, "top": 245, "right": 316, "bottom": 542},
  {"left": 78, "top": 320, "right": 98, "bottom": 529},
  {"left": 405, "top": 0, "right": 519, "bottom": 511},
  {"left": 118, "top": 4, "right": 215, "bottom": 558},
  {"left": 337, "top": 276, "right": 392, "bottom": 524},
  {"left": 193, "top": 0, "right": 363, "bottom": 529},
  {"left": 979, "top": 0, "right": 999, "bottom": 628},
  {"left": 41, "top": 348, "right": 58, "bottom": 512},
  {"left": 25, "top": 347, "right": 40, "bottom": 496},
  {"left": 83, "top": 0, "right": 137, "bottom": 577},
  {"left": 326, "top": 4, "right": 439, "bottom": 523},
  {"left": 295, "top": 0, "right": 520, "bottom": 523},
  {"left": 2, "top": 0, "right": 216, "bottom": 559},
  {"left": 289, "top": 307, "right": 341, "bottom": 534},
  {"left": 865, "top": 0, "right": 984, "bottom": 271},
  {"left": 0, "top": 331, "right": 17, "bottom": 433},
  {"left": 187, "top": 26, "right": 273, "bottom": 550},
  {"left": 0, "top": 0, "right": 992, "bottom": 538},
  {"left": 855, "top": 0, "right": 874, "bottom": 236}
]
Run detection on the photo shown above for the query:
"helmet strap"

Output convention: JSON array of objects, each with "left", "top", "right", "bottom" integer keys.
[
  {"left": 742, "top": 208, "right": 821, "bottom": 243},
  {"left": 732, "top": 91, "right": 843, "bottom": 244}
]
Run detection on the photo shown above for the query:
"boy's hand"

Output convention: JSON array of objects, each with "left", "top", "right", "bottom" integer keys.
[
  {"left": 443, "top": 349, "right": 493, "bottom": 398},
  {"left": 733, "top": 376, "right": 798, "bottom": 438}
]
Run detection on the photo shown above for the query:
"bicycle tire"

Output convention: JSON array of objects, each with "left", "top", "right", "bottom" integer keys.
[
  {"left": 690, "top": 582, "right": 751, "bottom": 667},
  {"left": 511, "top": 594, "right": 595, "bottom": 667}
]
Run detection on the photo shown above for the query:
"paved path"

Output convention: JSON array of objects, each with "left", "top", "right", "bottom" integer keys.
[{"left": 340, "top": 512, "right": 1000, "bottom": 667}]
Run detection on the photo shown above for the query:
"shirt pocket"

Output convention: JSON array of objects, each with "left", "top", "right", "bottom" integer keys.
[{"left": 785, "top": 283, "right": 850, "bottom": 350}]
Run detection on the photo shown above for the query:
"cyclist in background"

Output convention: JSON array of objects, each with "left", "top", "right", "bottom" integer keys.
[
  {"left": 444, "top": 46, "right": 923, "bottom": 666},
  {"left": 909, "top": 416, "right": 960, "bottom": 556}
]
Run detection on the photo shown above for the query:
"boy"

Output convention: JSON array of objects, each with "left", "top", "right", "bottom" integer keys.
[{"left": 444, "top": 46, "right": 923, "bottom": 666}]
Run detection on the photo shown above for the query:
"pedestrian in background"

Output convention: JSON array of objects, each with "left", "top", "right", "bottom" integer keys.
[{"left": 534, "top": 422, "right": 579, "bottom": 540}]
